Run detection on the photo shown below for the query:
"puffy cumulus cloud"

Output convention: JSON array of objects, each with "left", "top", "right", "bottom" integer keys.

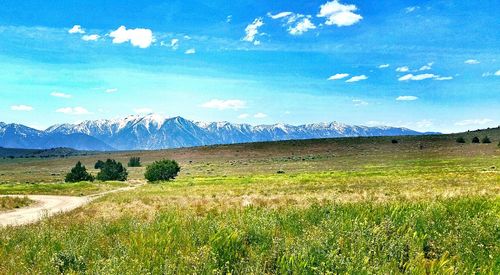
[
  {"left": 254, "top": 112, "right": 268, "bottom": 118},
  {"left": 464, "top": 59, "right": 480, "bottom": 65},
  {"left": 68, "top": 25, "right": 85, "bottom": 34},
  {"left": 378, "top": 64, "right": 390, "bottom": 69},
  {"left": 328, "top": 73, "right": 349, "bottom": 80},
  {"left": 82, "top": 34, "right": 100, "bottom": 41},
  {"left": 185, "top": 48, "right": 196, "bottom": 54},
  {"left": 317, "top": 0, "right": 362, "bottom": 27},
  {"left": 396, "top": 66, "right": 409, "bottom": 72},
  {"left": 345, "top": 75, "right": 368, "bottom": 83},
  {"left": 50, "top": 92, "right": 72, "bottom": 98},
  {"left": 267, "top": 12, "right": 293, "bottom": 19},
  {"left": 11, "top": 105, "right": 33, "bottom": 111},
  {"left": 109, "top": 26, "right": 155, "bottom": 48},
  {"left": 398, "top": 73, "right": 437, "bottom": 81},
  {"left": 455, "top": 118, "right": 493, "bottom": 126},
  {"left": 201, "top": 99, "right": 246, "bottom": 110},
  {"left": 288, "top": 18, "right": 316, "bottom": 35},
  {"left": 56, "top": 107, "right": 91, "bottom": 115},
  {"left": 243, "top": 18, "right": 264, "bottom": 45},
  {"left": 396, "top": 96, "right": 418, "bottom": 101}
]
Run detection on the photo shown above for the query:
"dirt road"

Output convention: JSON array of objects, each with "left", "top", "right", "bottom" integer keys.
[{"left": 0, "top": 185, "right": 139, "bottom": 227}]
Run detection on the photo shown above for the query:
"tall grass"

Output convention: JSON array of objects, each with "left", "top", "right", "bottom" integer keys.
[{"left": 0, "top": 197, "right": 498, "bottom": 274}]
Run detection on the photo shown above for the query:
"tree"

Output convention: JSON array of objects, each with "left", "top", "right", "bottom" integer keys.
[
  {"left": 482, "top": 136, "right": 491, "bottom": 143},
  {"left": 128, "top": 157, "right": 141, "bottom": 167},
  {"left": 96, "top": 159, "right": 128, "bottom": 181},
  {"left": 471, "top": 137, "right": 480, "bottom": 143},
  {"left": 145, "top": 159, "right": 181, "bottom": 183},
  {"left": 456, "top": 137, "right": 466, "bottom": 143},
  {"left": 65, "top": 161, "right": 94, "bottom": 183},
  {"left": 94, "top": 160, "right": 105, "bottom": 169},
  {"left": 391, "top": 139, "right": 398, "bottom": 144}
]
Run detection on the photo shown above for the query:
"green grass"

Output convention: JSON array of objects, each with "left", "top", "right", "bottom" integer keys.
[
  {"left": 0, "top": 181, "right": 129, "bottom": 196},
  {"left": 0, "top": 196, "right": 33, "bottom": 211},
  {"left": 0, "top": 129, "right": 499, "bottom": 273}
]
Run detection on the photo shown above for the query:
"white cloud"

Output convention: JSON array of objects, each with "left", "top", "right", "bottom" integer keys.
[
  {"left": 11, "top": 105, "right": 33, "bottom": 111},
  {"left": 243, "top": 18, "right": 264, "bottom": 44},
  {"left": 68, "top": 25, "right": 85, "bottom": 34},
  {"left": 378, "top": 64, "right": 390, "bottom": 69},
  {"left": 398, "top": 73, "right": 437, "bottom": 81},
  {"left": 435, "top": 76, "right": 453, "bottom": 81},
  {"left": 56, "top": 107, "right": 91, "bottom": 115},
  {"left": 109, "top": 26, "right": 155, "bottom": 48},
  {"left": 268, "top": 12, "right": 293, "bottom": 19},
  {"left": 455, "top": 119, "right": 493, "bottom": 126},
  {"left": 82, "top": 34, "right": 100, "bottom": 41},
  {"left": 226, "top": 15, "right": 233, "bottom": 23},
  {"left": 238, "top": 113, "right": 250, "bottom": 119},
  {"left": 105, "top": 88, "right": 118, "bottom": 93},
  {"left": 317, "top": 0, "right": 363, "bottom": 27},
  {"left": 345, "top": 75, "right": 368, "bottom": 83},
  {"left": 185, "top": 48, "right": 196, "bottom": 54},
  {"left": 396, "top": 96, "right": 418, "bottom": 101},
  {"left": 288, "top": 18, "right": 316, "bottom": 35},
  {"left": 201, "top": 99, "right": 246, "bottom": 110},
  {"left": 418, "top": 62, "right": 433, "bottom": 71},
  {"left": 170, "top": 38, "right": 179, "bottom": 50},
  {"left": 352, "top": 99, "right": 368, "bottom": 106},
  {"left": 405, "top": 6, "right": 420, "bottom": 13},
  {"left": 396, "top": 66, "right": 409, "bottom": 72},
  {"left": 464, "top": 59, "right": 480, "bottom": 65},
  {"left": 328, "top": 73, "right": 349, "bottom": 80},
  {"left": 50, "top": 92, "right": 72, "bottom": 98},
  {"left": 254, "top": 112, "right": 268, "bottom": 118},
  {"left": 134, "top": 108, "right": 153, "bottom": 114},
  {"left": 495, "top": 70, "right": 500, "bottom": 76}
]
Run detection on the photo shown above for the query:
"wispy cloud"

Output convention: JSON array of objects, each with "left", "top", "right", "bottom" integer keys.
[
  {"left": 346, "top": 75, "right": 368, "bottom": 83},
  {"left": 464, "top": 59, "right": 480, "bottom": 65},
  {"left": 396, "top": 66, "right": 409, "bottom": 72},
  {"left": 317, "top": 0, "right": 363, "bottom": 27},
  {"left": 51, "top": 92, "right": 72, "bottom": 98},
  {"left": 435, "top": 76, "right": 453, "bottom": 81},
  {"left": 68, "top": 25, "right": 85, "bottom": 34},
  {"left": 396, "top": 96, "right": 418, "bottom": 101},
  {"left": 243, "top": 18, "right": 264, "bottom": 45},
  {"left": 185, "top": 48, "right": 196, "bottom": 54},
  {"left": 378, "top": 64, "right": 390, "bottom": 69},
  {"left": 82, "top": 34, "right": 100, "bottom": 41},
  {"left": 455, "top": 118, "right": 493, "bottom": 126},
  {"left": 105, "top": 88, "right": 118, "bottom": 93},
  {"left": 254, "top": 112, "right": 268, "bottom": 118},
  {"left": 328, "top": 73, "right": 349, "bottom": 80},
  {"left": 352, "top": 99, "right": 368, "bottom": 106},
  {"left": 405, "top": 6, "right": 420, "bottom": 13},
  {"left": 418, "top": 62, "right": 433, "bottom": 71},
  {"left": 109, "top": 26, "right": 155, "bottom": 48},
  {"left": 267, "top": 12, "right": 293, "bottom": 20},
  {"left": 238, "top": 113, "right": 250, "bottom": 119},
  {"left": 56, "top": 107, "right": 91, "bottom": 115},
  {"left": 398, "top": 73, "right": 437, "bottom": 81},
  {"left": 11, "top": 105, "right": 33, "bottom": 111},
  {"left": 201, "top": 99, "right": 246, "bottom": 110}
]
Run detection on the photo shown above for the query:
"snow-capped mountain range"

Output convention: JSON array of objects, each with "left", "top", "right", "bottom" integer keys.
[{"left": 1, "top": 114, "right": 434, "bottom": 151}]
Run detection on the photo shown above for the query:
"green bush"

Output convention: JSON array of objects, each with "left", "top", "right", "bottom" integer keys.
[
  {"left": 145, "top": 159, "right": 180, "bottom": 183},
  {"left": 455, "top": 137, "right": 466, "bottom": 143},
  {"left": 481, "top": 136, "right": 491, "bottom": 143},
  {"left": 471, "top": 136, "right": 480, "bottom": 143},
  {"left": 65, "top": 161, "right": 94, "bottom": 183},
  {"left": 128, "top": 157, "right": 141, "bottom": 167},
  {"left": 94, "top": 160, "right": 105, "bottom": 169},
  {"left": 96, "top": 159, "right": 128, "bottom": 181}
]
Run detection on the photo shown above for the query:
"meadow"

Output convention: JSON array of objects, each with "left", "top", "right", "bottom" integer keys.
[{"left": 0, "top": 130, "right": 499, "bottom": 274}]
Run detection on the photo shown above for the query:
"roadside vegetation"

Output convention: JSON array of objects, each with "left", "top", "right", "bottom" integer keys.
[{"left": 0, "top": 196, "right": 33, "bottom": 211}]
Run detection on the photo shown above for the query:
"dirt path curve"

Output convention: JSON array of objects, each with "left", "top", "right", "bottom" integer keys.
[{"left": 0, "top": 184, "right": 141, "bottom": 227}]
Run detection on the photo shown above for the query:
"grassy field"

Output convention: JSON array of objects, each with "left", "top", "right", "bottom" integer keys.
[
  {"left": 0, "top": 131, "right": 498, "bottom": 273},
  {"left": 0, "top": 196, "right": 33, "bottom": 211}
]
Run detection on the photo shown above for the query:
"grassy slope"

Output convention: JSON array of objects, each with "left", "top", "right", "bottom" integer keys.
[
  {"left": 0, "top": 128, "right": 498, "bottom": 273},
  {"left": 0, "top": 196, "right": 33, "bottom": 211}
]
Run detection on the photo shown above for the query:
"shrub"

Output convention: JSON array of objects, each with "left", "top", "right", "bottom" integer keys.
[
  {"left": 391, "top": 139, "right": 398, "bottom": 144},
  {"left": 128, "top": 157, "right": 141, "bottom": 167},
  {"left": 96, "top": 159, "right": 128, "bottom": 181},
  {"left": 471, "top": 137, "right": 480, "bottom": 143},
  {"left": 456, "top": 137, "right": 466, "bottom": 143},
  {"left": 65, "top": 161, "right": 94, "bottom": 183},
  {"left": 94, "top": 160, "right": 105, "bottom": 169},
  {"left": 481, "top": 136, "right": 491, "bottom": 143},
  {"left": 145, "top": 159, "right": 180, "bottom": 183}
]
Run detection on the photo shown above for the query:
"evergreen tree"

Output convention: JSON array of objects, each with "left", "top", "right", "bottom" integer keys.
[
  {"left": 65, "top": 161, "right": 94, "bottom": 183},
  {"left": 128, "top": 157, "right": 141, "bottom": 167},
  {"left": 96, "top": 159, "right": 128, "bottom": 181},
  {"left": 145, "top": 159, "right": 180, "bottom": 183}
]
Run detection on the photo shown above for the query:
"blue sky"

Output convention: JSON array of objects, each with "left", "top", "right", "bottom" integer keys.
[{"left": 0, "top": 0, "right": 498, "bottom": 133}]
